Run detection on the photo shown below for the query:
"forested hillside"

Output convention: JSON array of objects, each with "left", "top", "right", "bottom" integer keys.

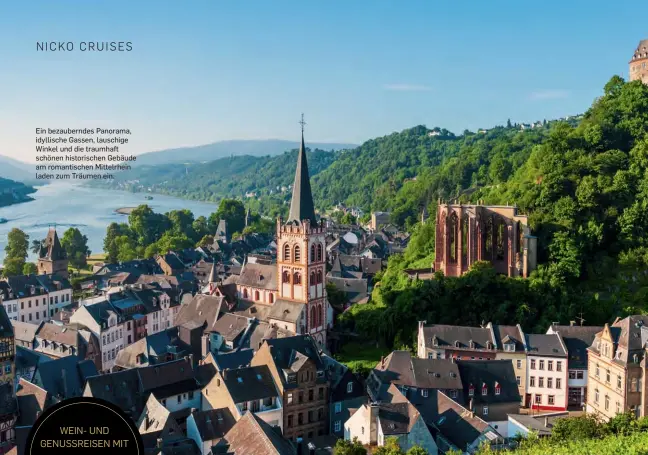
[
  {"left": 340, "top": 76, "right": 648, "bottom": 350},
  {"left": 0, "top": 177, "right": 36, "bottom": 208}
]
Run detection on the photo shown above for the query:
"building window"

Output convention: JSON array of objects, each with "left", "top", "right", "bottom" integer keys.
[
  {"left": 530, "top": 359, "right": 536, "bottom": 369},
  {"left": 605, "top": 395, "right": 610, "bottom": 411},
  {"left": 556, "top": 378, "right": 562, "bottom": 389},
  {"left": 335, "top": 402, "right": 341, "bottom": 414},
  {"left": 288, "top": 415, "right": 293, "bottom": 427},
  {"left": 294, "top": 245, "right": 301, "bottom": 262},
  {"left": 595, "top": 389, "right": 599, "bottom": 403},
  {"left": 530, "top": 377, "right": 535, "bottom": 387},
  {"left": 539, "top": 360, "right": 545, "bottom": 370},
  {"left": 287, "top": 393, "right": 293, "bottom": 404},
  {"left": 177, "top": 395, "right": 181, "bottom": 404},
  {"left": 318, "top": 387, "right": 324, "bottom": 400},
  {"left": 548, "top": 395, "right": 555, "bottom": 405},
  {"left": 535, "top": 395, "right": 542, "bottom": 405},
  {"left": 516, "top": 376, "right": 521, "bottom": 386},
  {"left": 617, "top": 402, "right": 621, "bottom": 414},
  {"left": 450, "top": 390, "right": 458, "bottom": 399},
  {"left": 282, "top": 271, "right": 290, "bottom": 283},
  {"left": 606, "top": 370, "right": 611, "bottom": 384},
  {"left": 283, "top": 244, "right": 291, "bottom": 262},
  {"left": 334, "top": 420, "right": 341, "bottom": 432},
  {"left": 468, "top": 386, "right": 474, "bottom": 397},
  {"left": 547, "top": 378, "right": 553, "bottom": 388},
  {"left": 298, "top": 413, "right": 303, "bottom": 425},
  {"left": 347, "top": 382, "right": 353, "bottom": 393},
  {"left": 577, "top": 371, "right": 584, "bottom": 380},
  {"left": 539, "top": 378, "right": 544, "bottom": 388},
  {"left": 293, "top": 272, "right": 302, "bottom": 285},
  {"left": 516, "top": 360, "right": 522, "bottom": 369},
  {"left": 308, "top": 389, "right": 314, "bottom": 401},
  {"left": 617, "top": 375, "right": 622, "bottom": 389},
  {"left": 422, "top": 389, "right": 429, "bottom": 398},
  {"left": 548, "top": 361, "right": 553, "bottom": 371},
  {"left": 569, "top": 371, "right": 576, "bottom": 379},
  {"left": 254, "top": 291, "right": 260, "bottom": 301},
  {"left": 481, "top": 385, "right": 487, "bottom": 396},
  {"left": 483, "top": 406, "right": 489, "bottom": 416},
  {"left": 556, "top": 361, "right": 562, "bottom": 372}
]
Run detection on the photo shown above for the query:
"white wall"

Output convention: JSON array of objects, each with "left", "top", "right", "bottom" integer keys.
[
  {"left": 161, "top": 390, "right": 201, "bottom": 413},
  {"left": 526, "top": 355, "right": 568, "bottom": 410}
]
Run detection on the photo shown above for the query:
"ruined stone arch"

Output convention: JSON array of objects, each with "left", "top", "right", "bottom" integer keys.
[{"left": 448, "top": 212, "right": 459, "bottom": 264}]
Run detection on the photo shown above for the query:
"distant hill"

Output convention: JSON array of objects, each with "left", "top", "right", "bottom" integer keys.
[
  {"left": 133, "top": 139, "right": 357, "bottom": 167},
  {"left": 0, "top": 155, "right": 35, "bottom": 183},
  {"left": 0, "top": 176, "right": 36, "bottom": 208}
]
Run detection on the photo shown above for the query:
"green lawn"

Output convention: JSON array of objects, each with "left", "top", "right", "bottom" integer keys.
[{"left": 335, "top": 341, "right": 389, "bottom": 375}]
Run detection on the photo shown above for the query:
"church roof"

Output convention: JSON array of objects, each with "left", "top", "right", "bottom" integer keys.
[
  {"left": 40, "top": 228, "right": 67, "bottom": 261},
  {"left": 286, "top": 129, "right": 317, "bottom": 226},
  {"left": 632, "top": 39, "right": 648, "bottom": 61}
]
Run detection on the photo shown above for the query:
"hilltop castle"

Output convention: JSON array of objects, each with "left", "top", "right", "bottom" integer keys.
[{"left": 630, "top": 39, "right": 648, "bottom": 84}]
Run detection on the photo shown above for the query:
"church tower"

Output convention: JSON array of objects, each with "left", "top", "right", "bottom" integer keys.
[
  {"left": 630, "top": 39, "right": 648, "bottom": 84},
  {"left": 37, "top": 228, "right": 69, "bottom": 279},
  {"left": 276, "top": 116, "right": 329, "bottom": 347}
]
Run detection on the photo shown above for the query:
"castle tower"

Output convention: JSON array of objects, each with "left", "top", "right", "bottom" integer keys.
[
  {"left": 276, "top": 116, "right": 329, "bottom": 347},
  {"left": 37, "top": 228, "right": 69, "bottom": 278},
  {"left": 630, "top": 39, "right": 648, "bottom": 84}
]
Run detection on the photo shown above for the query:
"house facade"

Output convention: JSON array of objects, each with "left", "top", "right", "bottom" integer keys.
[{"left": 525, "top": 334, "right": 569, "bottom": 411}]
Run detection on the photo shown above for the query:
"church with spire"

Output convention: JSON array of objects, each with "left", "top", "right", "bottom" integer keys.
[
  {"left": 218, "top": 116, "right": 331, "bottom": 348},
  {"left": 37, "top": 227, "right": 69, "bottom": 279}
]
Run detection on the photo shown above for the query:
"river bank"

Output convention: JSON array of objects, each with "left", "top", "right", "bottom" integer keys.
[{"left": 0, "top": 182, "right": 218, "bottom": 262}]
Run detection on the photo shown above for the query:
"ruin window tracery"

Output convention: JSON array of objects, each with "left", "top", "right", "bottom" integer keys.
[
  {"left": 449, "top": 212, "right": 459, "bottom": 263},
  {"left": 484, "top": 217, "right": 494, "bottom": 260},
  {"left": 461, "top": 216, "right": 469, "bottom": 264},
  {"left": 496, "top": 221, "right": 505, "bottom": 261}
]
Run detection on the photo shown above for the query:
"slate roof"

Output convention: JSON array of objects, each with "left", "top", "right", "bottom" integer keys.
[
  {"left": 34, "top": 355, "right": 98, "bottom": 400},
  {"left": 631, "top": 40, "right": 648, "bottom": 61},
  {"left": 211, "top": 313, "right": 250, "bottom": 342},
  {"left": 159, "top": 253, "right": 185, "bottom": 271},
  {"left": 34, "top": 274, "right": 72, "bottom": 292},
  {"left": 39, "top": 228, "right": 66, "bottom": 260},
  {"left": 216, "top": 412, "right": 296, "bottom": 455},
  {"left": 5, "top": 275, "right": 47, "bottom": 299},
  {"left": 138, "top": 358, "right": 199, "bottom": 398},
  {"left": 286, "top": 131, "right": 317, "bottom": 226},
  {"left": 212, "top": 349, "right": 255, "bottom": 371},
  {"left": 424, "top": 390, "right": 497, "bottom": 451},
  {"left": 589, "top": 315, "right": 648, "bottom": 366},
  {"left": 16, "top": 379, "right": 49, "bottom": 426},
  {"left": 548, "top": 325, "right": 603, "bottom": 369},
  {"left": 525, "top": 333, "right": 568, "bottom": 358},
  {"left": 221, "top": 365, "right": 279, "bottom": 403},
  {"left": 174, "top": 295, "right": 225, "bottom": 332},
  {"left": 421, "top": 324, "right": 496, "bottom": 351},
  {"left": 235, "top": 263, "right": 277, "bottom": 291},
  {"left": 11, "top": 321, "right": 38, "bottom": 346},
  {"left": 372, "top": 351, "right": 462, "bottom": 393},
  {"left": 82, "top": 300, "right": 119, "bottom": 326},
  {"left": 190, "top": 408, "right": 236, "bottom": 442},
  {"left": 455, "top": 360, "right": 521, "bottom": 405},
  {"left": 490, "top": 324, "right": 526, "bottom": 352},
  {"left": 35, "top": 322, "right": 78, "bottom": 346},
  {"left": 266, "top": 299, "right": 305, "bottom": 324},
  {"left": 115, "top": 328, "right": 188, "bottom": 369},
  {"left": 84, "top": 368, "right": 146, "bottom": 417},
  {"left": 376, "top": 384, "right": 421, "bottom": 435},
  {"left": 508, "top": 412, "right": 569, "bottom": 437},
  {"left": 326, "top": 276, "right": 368, "bottom": 303},
  {"left": 262, "top": 335, "right": 324, "bottom": 387}
]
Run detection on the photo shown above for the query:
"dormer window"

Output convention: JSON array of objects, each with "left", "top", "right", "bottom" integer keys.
[
  {"left": 504, "top": 343, "right": 515, "bottom": 352},
  {"left": 481, "top": 384, "right": 488, "bottom": 396},
  {"left": 347, "top": 382, "right": 353, "bottom": 393},
  {"left": 495, "top": 382, "right": 501, "bottom": 395},
  {"left": 469, "top": 340, "right": 475, "bottom": 349},
  {"left": 486, "top": 341, "right": 493, "bottom": 350},
  {"left": 432, "top": 336, "right": 438, "bottom": 347},
  {"left": 468, "top": 385, "right": 475, "bottom": 397},
  {"left": 455, "top": 341, "right": 461, "bottom": 348}
]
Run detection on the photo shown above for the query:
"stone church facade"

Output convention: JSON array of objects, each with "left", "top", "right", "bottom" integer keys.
[{"left": 434, "top": 203, "right": 537, "bottom": 278}]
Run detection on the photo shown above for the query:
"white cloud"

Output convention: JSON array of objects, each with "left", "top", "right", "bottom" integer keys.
[
  {"left": 383, "top": 84, "right": 432, "bottom": 92},
  {"left": 529, "top": 89, "right": 570, "bottom": 100}
]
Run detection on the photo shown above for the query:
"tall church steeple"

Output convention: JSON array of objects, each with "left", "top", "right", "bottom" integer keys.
[{"left": 287, "top": 114, "right": 317, "bottom": 226}]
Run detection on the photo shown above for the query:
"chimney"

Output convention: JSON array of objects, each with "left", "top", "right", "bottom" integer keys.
[
  {"left": 369, "top": 403, "right": 379, "bottom": 444},
  {"left": 544, "top": 417, "right": 549, "bottom": 428}
]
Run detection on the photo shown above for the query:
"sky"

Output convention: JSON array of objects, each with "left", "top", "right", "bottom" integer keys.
[{"left": 0, "top": 0, "right": 645, "bottom": 163}]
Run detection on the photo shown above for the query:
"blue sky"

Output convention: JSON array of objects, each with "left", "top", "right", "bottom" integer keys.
[{"left": 0, "top": 0, "right": 644, "bottom": 162}]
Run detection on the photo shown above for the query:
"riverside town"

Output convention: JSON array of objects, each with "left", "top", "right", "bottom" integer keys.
[{"left": 1, "top": 4, "right": 648, "bottom": 455}]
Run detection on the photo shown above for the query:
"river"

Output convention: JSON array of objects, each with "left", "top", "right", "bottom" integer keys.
[{"left": 0, "top": 182, "right": 218, "bottom": 262}]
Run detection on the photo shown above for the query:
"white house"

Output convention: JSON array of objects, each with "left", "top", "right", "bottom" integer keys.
[
  {"left": 70, "top": 301, "right": 124, "bottom": 372},
  {"left": 524, "top": 334, "right": 569, "bottom": 411}
]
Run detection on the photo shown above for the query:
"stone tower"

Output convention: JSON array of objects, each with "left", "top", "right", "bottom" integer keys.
[
  {"left": 276, "top": 121, "right": 329, "bottom": 347},
  {"left": 37, "top": 228, "right": 69, "bottom": 278},
  {"left": 630, "top": 39, "right": 648, "bottom": 84}
]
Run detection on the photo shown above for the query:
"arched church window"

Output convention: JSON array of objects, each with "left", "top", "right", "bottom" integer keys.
[
  {"left": 496, "top": 222, "right": 505, "bottom": 260},
  {"left": 310, "top": 271, "right": 316, "bottom": 285},
  {"left": 311, "top": 245, "right": 316, "bottom": 262},
  {"left": 449, "top": 212, "right": 459, "bottom": 263},
  {"left": 461, "top": 215, "right": 469, "bottom": 263},
  {"left": 516, "top": 221, "right": 522, "bottom": 253},
  {"left": 293, "top": 272, "right": 302, "bottom": 285},
  {"left": 316, "top": 244, "right": 323, "bottom": 262},
  {"left": 294, "top": 245, "right": 301, "bottom": 262},
  {"left": 317, "top": 270, "right": 323, "bottom": 284},
  {"left": 282, "top": 270, "right": 290, "bottom": 284},
  {"left": 319, "top": 304, "right": 324, "bottom": 328},
  {"left": 254, "top": 290, "right": 260, "bottom": 301},
  {"left": 243, "top": 288, "right": 248, "bottom": 299},
  {"left": 269, "top": 293, "right": 274, "bottom": 304},
  {"left": 484, "top": 217, "right": 494, "bottom": 261},
  {"left": 283, "top": 244, "right": 291, "bottom": 262},
  {"left": 311, "top": 306, "right": 317, "bottom": 327}
]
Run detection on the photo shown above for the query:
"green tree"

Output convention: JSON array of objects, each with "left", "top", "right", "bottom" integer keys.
[
  {"left": 333, "top": 438, "right": 367, "bottom": 455},
  {"left": 3, "top": 228, "right": 29, "bottom": 277},
  {"left": 374, "top": 438, "right": 404, "bottom": 455},
  {"left": 115, "top": 235, "right": 138, "bottom": 262},
  {"left": 341, "top": 212, "right": 357, "bottom": 225},
  {"left": 104, "top": 222, "right": 132, "bottom": 263},
  {"left": 209, "top": 199, "right": 246, "bottom": 235},
  {"left": 128, "top": 205, "right": 170, "bottom": 246},
  {"left": 197, "top": 234, "right": 214, "bottom": 248},
  {"left": 22, "top": 262, "right": 37, "bottom": 275},
  {"left": 192, "top": 216, "right": 210, "bottom": 241},
  {"left": 551, "top": 415, "right": 602, "bottom": 442},
  {"left": 406, "top": 447, "right": 429, "bottom": 455},
  {"left": 167, "top": 209, "right": 195, "bottom": 239},
  {"left": 61, "top": 227, "right": 91, "bottom": 269},
  {"left": 30, "top": 239, "right": 43, "bottom": 254}
]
